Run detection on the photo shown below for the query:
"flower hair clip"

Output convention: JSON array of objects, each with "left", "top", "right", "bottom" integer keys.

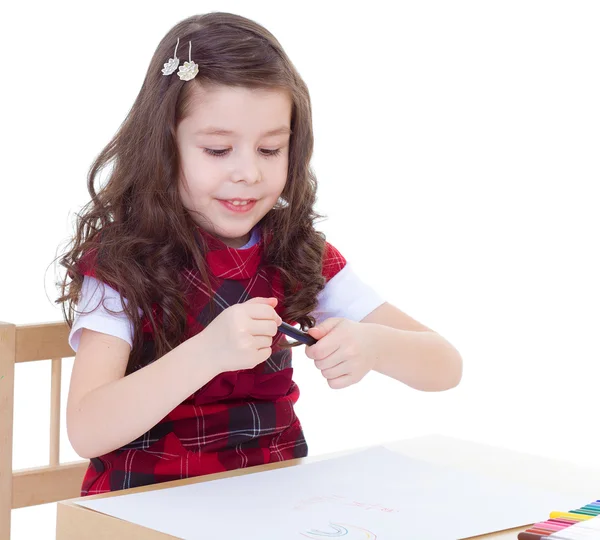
[
  {"left": 177, "top": 41, "right": 199, "bottom": 81},
  {"left": 161, "top": 38, "right": 180, "bottom": 75},
  {"left": 161, "top": 39, "right": 199, "bottom": 81}
]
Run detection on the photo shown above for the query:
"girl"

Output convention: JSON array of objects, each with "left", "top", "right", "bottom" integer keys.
[{"left": 56, "top": 12, "right": 462, "bottom": 496}]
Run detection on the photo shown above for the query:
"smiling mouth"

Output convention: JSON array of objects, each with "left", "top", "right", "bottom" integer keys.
[
  {"left": 220, "top": 198, "right": 256, "bottom": 206},
  {"left": 217, "top": 198, "right": 258, "bottom": 213}
]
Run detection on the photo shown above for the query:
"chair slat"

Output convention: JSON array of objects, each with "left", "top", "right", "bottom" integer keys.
[
  {"left": 0, "top": 322, "right": 16, "bottom": 539},
  {"left": 50, "top": 358, "right": 62, "bottom": 466},
  {"left": 12, "top": 461, "right": 88, "bottom": 509},
  {"left": 15, "top": 322, "right": 73, "bottom": 363}
]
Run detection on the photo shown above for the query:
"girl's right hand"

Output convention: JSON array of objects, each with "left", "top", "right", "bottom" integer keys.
[{"left": 196, "top": 297, "right": 282, "bottom": 373}]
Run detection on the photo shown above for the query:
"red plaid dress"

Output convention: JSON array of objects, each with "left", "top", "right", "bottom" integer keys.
[{"left": 78, "top": 227, "right": 346, "bottom": 495}]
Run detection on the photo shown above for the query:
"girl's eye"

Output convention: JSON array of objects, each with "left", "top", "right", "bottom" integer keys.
[
  {"left": 203, "top": 148, "right": 282, "bottom": 158},
  {"left": 204, "top": 148, "right": 230, "bottom": 157},
  {"left": 260, "top": 148, "right": 282, "bottom": 158}
]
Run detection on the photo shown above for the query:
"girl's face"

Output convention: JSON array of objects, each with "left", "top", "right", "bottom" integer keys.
[{"left": 175, "top": 84, "right": 292, "bottom": 248}]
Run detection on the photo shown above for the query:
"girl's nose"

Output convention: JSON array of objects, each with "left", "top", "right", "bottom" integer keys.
[{"left": 231, "top": 153, "right": 261, "bottom": 184}]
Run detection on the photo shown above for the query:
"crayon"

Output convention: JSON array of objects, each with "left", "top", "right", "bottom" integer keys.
[
  {"left": 550, "top": 511, "right": 594, "bottom": 521},
  {"left": 548, "top": 518, "right": 579, "bottom": 525},
  {"left": 525, "top": 527, "right": 562, "bottom": 535},
  {"left": 569, "top": 509, "right": 600, "bottom": 517},
  {"left": 532, "top": 521, "right": 571, "bottom": 531},
  {"left": 579, "top": 505, "right": 600, "bottom": 513},
  {"left": 518, "top": 532, "right": 547, "bottom": 540},
  {"left": 277, "top": 321, "right": 317, "bottom": 345}
]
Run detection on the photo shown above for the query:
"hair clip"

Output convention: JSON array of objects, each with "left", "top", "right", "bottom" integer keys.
[
  {"left": 273, "top": 196, "right": 289, "bottom": 210},
  {"left": 161, "top": 37, "right": 180, "bottom": 75},
  {"left": 177, "top": 41, "right": 199, "bottom": 81}
]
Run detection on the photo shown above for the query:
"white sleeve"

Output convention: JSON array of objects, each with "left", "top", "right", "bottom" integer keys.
[
  {"left": 69, "top": 275, "right": 138, "bottom": 352},
  {"left": 311, "top": 263, "right": 385, "bottom": 324}
]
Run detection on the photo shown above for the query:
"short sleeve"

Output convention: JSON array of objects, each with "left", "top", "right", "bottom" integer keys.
[
  {"left": 69, "top": 275, "right": 138, "bottom": 352},
  {"left": 311, "top": 241, "right": 385, "bottom": 324}
]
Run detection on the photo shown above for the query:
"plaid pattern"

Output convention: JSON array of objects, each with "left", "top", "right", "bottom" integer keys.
[{"left": 78, "top": 227, "right": 346, "bottom": 495}]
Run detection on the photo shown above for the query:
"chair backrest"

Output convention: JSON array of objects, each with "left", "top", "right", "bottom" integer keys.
[{"left": 0, "top": 321, "right": 88, "bottom": 539}]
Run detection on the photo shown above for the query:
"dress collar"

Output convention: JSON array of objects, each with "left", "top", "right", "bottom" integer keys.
[{"left": 196, "top": 225, "right": 264, "bottom": 280}]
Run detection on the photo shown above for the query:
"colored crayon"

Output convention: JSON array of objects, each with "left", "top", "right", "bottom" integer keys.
[
  {"left": 577, "top": 504, "right": 600, "bottom": 511},
  {"left": 519, "top": 531, "right": 554, "bottom": 540},
  {"left": 526, "top": 527, "right": 563, "bottom": 535},
  {"left": 277, "top": 321, "right": 317, "bottom": 345},
  {"left": 580, "top": 506, "right": 600, "bottom": 513},
  {"left": 518, "top": 532, "right": 547, "bottom": 540},
  {"left": 547, "top": 519, "right": 580, "bottom": 526},
  {"left": 525, "top": 527, "right": 562, "bottom": 535},
  {"left": 544, "top": 519, "right": 577, "bottom": 527},
  {"left": 550, "top": 511, "right": 594, "bottom": 521},
  {"left": 533, "top": 521, "right": 571, "bottom": 531},
  {"left": 570, "top": 509, "right": 600, "bottom": 517}
]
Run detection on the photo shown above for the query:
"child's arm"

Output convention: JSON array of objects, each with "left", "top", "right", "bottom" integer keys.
[
  {"left": 360, "top": 302, "right": 463, "bottom": 391},
  {"left": 66, "top": 328, "right": 220, "bottom": 459},
  {"left": 305, "top": 302, "right": 462, "bottom": 392},
  {"left": 66, "top": 297, "right": 281, "bottom": 459}
]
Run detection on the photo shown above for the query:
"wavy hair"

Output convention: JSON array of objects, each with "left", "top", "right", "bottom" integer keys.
[{"left": 55, "top": 12, "right": 328, "bottom": 373}]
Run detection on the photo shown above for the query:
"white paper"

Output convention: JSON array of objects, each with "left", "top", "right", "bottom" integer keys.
[{"left": 77, "top": 446, "right": 588, "bottom": 539}]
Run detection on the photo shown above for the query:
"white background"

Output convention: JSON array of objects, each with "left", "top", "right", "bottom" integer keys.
[{"left": 1, "top": 1, "right": 599, "bottom": 538}]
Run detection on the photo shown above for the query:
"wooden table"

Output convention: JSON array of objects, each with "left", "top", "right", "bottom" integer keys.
[{"left": 56, "top": 434, "right": 600, "bottom": 539}]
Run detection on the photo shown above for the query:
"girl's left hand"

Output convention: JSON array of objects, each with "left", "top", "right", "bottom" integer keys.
[{"left": 305, "top": 318, "right": 380, "bottom": 389}]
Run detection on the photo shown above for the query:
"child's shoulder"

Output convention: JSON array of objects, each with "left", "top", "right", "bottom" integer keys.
[
  {"left": 74, "top": 239, "right": 123, "bottom": 294},
  {"left": 321, "top": 239, "right": 347, "bottom": 281}
]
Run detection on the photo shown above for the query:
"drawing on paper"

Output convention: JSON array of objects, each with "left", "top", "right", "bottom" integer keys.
[
  {"left": 300, "top": 522, "right": 377, "bottom": 538},
  {"left": 293, "top": 494, "right": 400, "bottom": 514}
]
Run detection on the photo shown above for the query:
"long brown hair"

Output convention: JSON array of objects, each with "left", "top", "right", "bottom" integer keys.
[{"left": 55, "top": 12, "right": 328, "bottom": 373}]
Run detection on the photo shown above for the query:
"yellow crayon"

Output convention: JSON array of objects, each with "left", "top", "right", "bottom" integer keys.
[{"left": 549, "top": 511, "right": 593, "bottom": 521}]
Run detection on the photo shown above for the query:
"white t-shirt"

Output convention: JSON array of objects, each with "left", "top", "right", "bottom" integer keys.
[{"left": 68, "top": 230, "right": 385, "bottom": 352}]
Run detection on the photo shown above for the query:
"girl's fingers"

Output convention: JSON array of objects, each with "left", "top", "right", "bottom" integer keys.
[
  {"left": 249, "top": 319, "right": 279, "bottom": 337},
  {"left": 245, "top": 296, "right": 278, "bottom": 307},
  {"left": 246, "top": 303, "right": 282, "bottom": 324},
  {"left": 253, "top": 335, "right": 274, "bottom": 350},
  {"left": 319, "top": 359, "right": 348, "bottom": 379},
  {"left": 327, "top": 374, "right": 354, "bottom": 390}
]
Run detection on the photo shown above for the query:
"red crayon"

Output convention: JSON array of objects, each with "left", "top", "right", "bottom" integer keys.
[
  {"left": 526, "top": 525, "right": 569, "bottom": 536},
  {"left": 518, "top": 532, "right": 547, "bottom": 540},
  {"left": 524, "top": 528, "right": 557, "bottom": 535},
  {"left": 534, "top": 523, "right": 568, "bottom": 532}
]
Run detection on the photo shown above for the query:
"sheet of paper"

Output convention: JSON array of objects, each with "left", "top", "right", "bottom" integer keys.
[{"left": 77, "top": 446, "right": 588, "bottom": 539}]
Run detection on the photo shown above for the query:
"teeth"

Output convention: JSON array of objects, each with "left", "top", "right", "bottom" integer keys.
[{"left": 231, "top": 200, "right": 250, "bottom": 206}]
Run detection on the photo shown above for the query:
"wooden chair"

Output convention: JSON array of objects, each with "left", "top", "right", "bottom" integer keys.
[{"left": 0, "top": 321, "right": 88, "bottom": 539}]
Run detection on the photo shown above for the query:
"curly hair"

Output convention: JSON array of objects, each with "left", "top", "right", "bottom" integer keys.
[{"left": 55, "top": 12, "right": 328, "bottom": 374}]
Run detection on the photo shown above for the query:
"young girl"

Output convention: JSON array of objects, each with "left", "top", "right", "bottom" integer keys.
[{"left": 56, "top": 12, "right": 462, "bottom": 496}]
